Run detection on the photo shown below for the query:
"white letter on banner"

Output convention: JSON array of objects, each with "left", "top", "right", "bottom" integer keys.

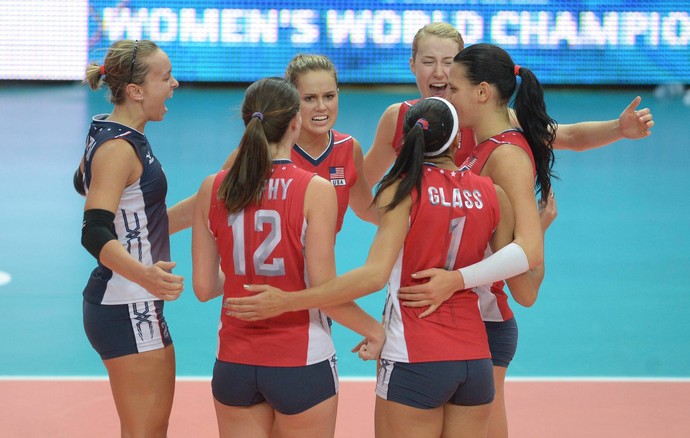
[
  {"left": 104, "top": 7, "right": 147, "bottom": 40},
  {"left": 180, "top": 8, "right": 219, "bottom": 43},
  {"left": 402, "top": 11, "right": 431, "bottom": 44},
  {"left": 662, "top": 12, "right": 690, "bottom": 46},
  {"left": 454, "top": 11, "right": 483, "bottom": 44},
  {"left": 220, "top": 9, "right": 243, "bottom": 43},
  {"left": 149, "top": 8, "right": 177, "bottom": 42},
  {"left": 246, "top": 9, "right": 278, "bottom": 43},
  {"left": 520, "top": 11, "right": 550, "bottom": 46},
  {"left": 621, "top": 12, "right": 653, "bottom": 46},
  {"left": 327, "top": 10, "right": 372, "bottom": 46},
  {"left": 492, "top": 11, "right": 519, "bottom": 46},
  {"left": 549, "top": 11, "right": 579, "bottom": 47},
  {"left": 579, "top": 12, "right": 618, "bottom": 46},
  {"left": 291, "top": 9, "right": 319, "bottom": 44},
  {"left": 371, "top": 10, "right": 401, "bottom": 45}
]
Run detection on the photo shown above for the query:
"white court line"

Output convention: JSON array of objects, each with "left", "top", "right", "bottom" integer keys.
[
  {"left": 0, "top": 271, "right": 11, "bottom": 287},
  {"left": 1, "top": 375, "right": 690, "bottom": 383}
]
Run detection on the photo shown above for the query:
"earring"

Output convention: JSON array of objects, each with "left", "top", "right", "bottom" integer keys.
[{"left": 139, "top": 97, "right": 143, "bottom": 101}]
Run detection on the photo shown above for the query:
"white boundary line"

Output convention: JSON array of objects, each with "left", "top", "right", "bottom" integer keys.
[{"left": 2, "top": 376, "right": 690, "bottom": 383}]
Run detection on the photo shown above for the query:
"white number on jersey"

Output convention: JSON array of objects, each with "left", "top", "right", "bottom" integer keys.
[{"left": 228, "top": 209, "right": 285, "bottom": 277}]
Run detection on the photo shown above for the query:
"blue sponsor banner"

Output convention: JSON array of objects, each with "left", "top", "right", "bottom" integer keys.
[{"left": 87, "top": 0, "right": 690, "bottom": 84}]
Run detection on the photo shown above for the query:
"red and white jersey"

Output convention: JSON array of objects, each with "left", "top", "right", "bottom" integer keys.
[
  {"left": 392, "top": 99, "right": 476, "bottom": 166},
  {"left": 292, "top": 130, "right": 357, "bottom": 234},
  {"left": 208, "top": 162, "right": 335, "bottom": 367},
  {"left": 460, "top": 129, "right": 536, "bottom": 322},
  {"left": 381, "top": 164, "right": 500, "bottom": 363}
]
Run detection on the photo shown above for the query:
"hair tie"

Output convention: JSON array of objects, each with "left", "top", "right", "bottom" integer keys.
[
  {"left": 514, "top": 64, "right": 521, "bottom": 76},
  {"left": 99, "top": 65, "right": 106, "bottom": 76},
  {"left": 251, "top": 111, "right": 264, "bottom": 121},
  {"left": 422, "top": 97, "right": 459, "bottom": 158},
  {"left": 415, "top": 118, "right": 429, "bottom": 130}
]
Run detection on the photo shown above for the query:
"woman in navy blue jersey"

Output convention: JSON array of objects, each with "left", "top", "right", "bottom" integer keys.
[{"left": 77, "top": 39, "right": 190, "bottom": 437}]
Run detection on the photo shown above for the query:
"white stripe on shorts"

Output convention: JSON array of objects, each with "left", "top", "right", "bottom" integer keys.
[
  {"left": 375, "top": 359, "right": 395, "bottom": 400},
  {"left": 329, "top": 355, "right": 340, "bottom": 393},
  {"left": 128, "top": 301, "right": 165, "bottom": 353}
]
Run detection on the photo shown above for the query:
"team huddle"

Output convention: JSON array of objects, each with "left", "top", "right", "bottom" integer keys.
[{"left": 75, "top": 23, "right": 653, "bottom": 438}]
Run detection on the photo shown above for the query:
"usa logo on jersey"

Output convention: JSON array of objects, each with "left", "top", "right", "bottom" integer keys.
[{"left": 329, "top": 166, "right": 346, "bottom": 186}]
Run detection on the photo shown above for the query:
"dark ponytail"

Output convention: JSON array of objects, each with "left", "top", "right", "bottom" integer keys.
[
  {"left": 454, "top": 43, "right": 556, "bottom": 202},
  {"left": 513, "top": 66, "right": 557, "bottom": 202},
  {"left": 375, "top": 97, "right": 458, "bottom": 211},
  {"left": 218, "top": 77, "right": 300, "bottom": 213}
]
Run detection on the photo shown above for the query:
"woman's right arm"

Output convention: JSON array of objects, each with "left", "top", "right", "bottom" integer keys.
[
  {"left": 168, "top": 141, "right": 243, "bottom": 235},
  {"left": 223, "top": 183, "right": 412, "bottom": 320},
  {"left": 84, "top": 140, "right": 184, "bottom": 301},
  {"left": 502, "top": 190, "right": 557, "bottom": 306},
  {"left": 302, "top": 176, "right": 385, "bottom": 360},
  {"left": 490, "top": 185, "right": 540, "bottom": 307},
  {"left": 191, "top": 175, "right": 224, "bottom": 302},
  {"left": 363, "top": 103, "right": 400, "bottom": 186}
]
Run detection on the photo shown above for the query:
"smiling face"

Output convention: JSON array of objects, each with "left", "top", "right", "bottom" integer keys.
[
  {"left": 139, "top": 49, "right": 179, "bottom": 121},
  {"left": 294, "top": 69, "right": 339, "bottom": 141},
  {"left": 448, "top": 62, "right": 480, "bottom": 129},
  {"left": 410, "top": 34, "right": 463, "bottom": 100}
]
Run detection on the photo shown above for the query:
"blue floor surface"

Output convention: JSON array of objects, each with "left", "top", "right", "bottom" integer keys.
[{"left": 0, "top": 82, "right": 688, "bottom": 378}]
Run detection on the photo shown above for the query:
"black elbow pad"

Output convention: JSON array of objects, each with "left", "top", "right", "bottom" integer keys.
[
  {"left": 81, "top": 209, "right": 117, "bottom": 260},
  {"left": 73, "top": 168, "right": 86, "bottom": 196}
]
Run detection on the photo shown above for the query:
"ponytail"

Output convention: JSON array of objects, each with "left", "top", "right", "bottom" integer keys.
[
  {"left": 375, "top": 124, "right": 426, "bottom": 211},
  {"left": 218, "top": 77, "right": 300, "bottom": 213},
  {"left": 217, "top": 117, "right": 273, "bottom": 213},
  {"left": 513, "top": 67, "right": 556, "bottom": 202},
  {"left": 375, "top": 97, "right": 459, "bottom": 212}
]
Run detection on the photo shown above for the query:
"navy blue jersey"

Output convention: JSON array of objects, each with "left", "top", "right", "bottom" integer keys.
[{"left": 82, "top": 114, "right": 170, "bottom": 304}]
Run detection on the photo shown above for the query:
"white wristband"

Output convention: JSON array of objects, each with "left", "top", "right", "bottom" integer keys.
[{"left": 458, "top": 242, "right": 530, "bottom": 289}]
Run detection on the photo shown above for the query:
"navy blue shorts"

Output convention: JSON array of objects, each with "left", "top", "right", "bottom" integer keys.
[
  {"left": 212, "top": 356, "right": 339, "bottom": 415},
  {"left": 485, "top": 317, "right": 518, "bottom": 368},
  {"left": 83, "top": 299, "right": 172, "bottom": 360},
  {"left": 376, "top": 358, "right": 494, "bottom": 409}
]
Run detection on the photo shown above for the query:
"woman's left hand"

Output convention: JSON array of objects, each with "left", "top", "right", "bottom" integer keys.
[
  {"left": 223, "top": 285, "right": 289, "bottom": 321},
  {"left": 397, "top": 268, "right": 463, "bottom": 318}
]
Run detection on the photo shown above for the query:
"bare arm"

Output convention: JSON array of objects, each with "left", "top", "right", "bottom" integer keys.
[
  {"left": 363, "top": 103, "right": 400, "bottom": 186},
  {"left": 168, "top": 194, "right": 196, "bottom": 234},
  {"left": 504, "top": 189, "right": 558, "bottom": 300},
  {"left": 303, "top": 177, "right": 384, "bottom": 359},
  {"left": 550, "top": 96, "right": 653, "bottom": 151},
  {"left": 171, "top": 144, "right": 242, "bottom": 236},
  {"left": 85, "top": 140, "right": 184, "bottom": 301},
  {"left": 483, "top": 144, "right": 544, "bottom": 268},
  {"left": 347, "top": 139, "right": 378, "bottom": 225},
  {"left": 191, "top": 175, "right": 224, "bottom": 302},
  {"left": 490, "top": 186, "right": 539, "bottom": 307}
]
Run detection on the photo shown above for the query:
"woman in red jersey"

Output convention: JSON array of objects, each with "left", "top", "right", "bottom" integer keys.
[
  {"left": 192, "top": 77, "right": 384, "bottom": 438},
  {"left": 363, "top": 22, "right": 654, "bottom": 438}
]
